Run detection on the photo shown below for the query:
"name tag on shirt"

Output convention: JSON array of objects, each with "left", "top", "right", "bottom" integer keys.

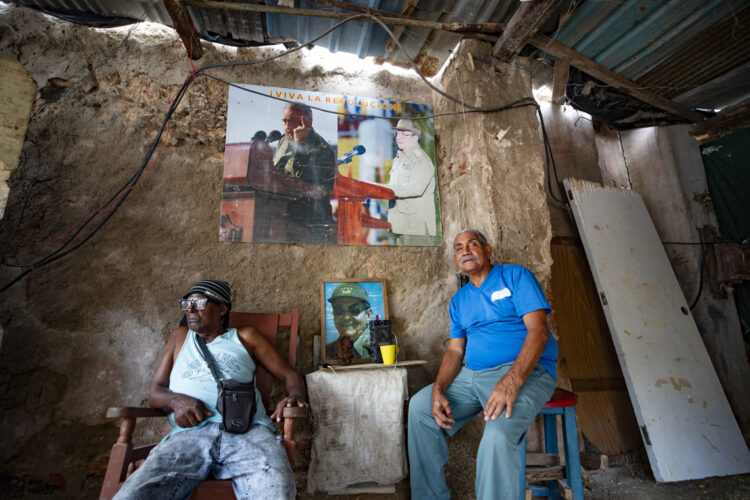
[{"left": 491, "top": 288, "right": 511, "bottom": 301}]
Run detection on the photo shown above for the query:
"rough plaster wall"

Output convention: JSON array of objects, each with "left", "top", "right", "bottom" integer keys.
[
  {"left": 433, "top": 39, "right": 552, "bottom": 498},
  {"left": 0, "top": 6, "right": 441, "bottom": 496},
  {"left": 435, "top": 40, "right": 552, "bottom": 282},
  {"left": 619, "top": 125, "right": 750, "bottom": 427},
  {"left": 0, "top": 58, "right": 36, "bottom": 220},
  {"left": 0, "top": 7, "right": 551, "bottom": 498},
  {"left": 537, "top": 102, "right": 601, "bottom": 238},
  {"left": 594, "top": 124, "right": 631, "bottom": 190}
]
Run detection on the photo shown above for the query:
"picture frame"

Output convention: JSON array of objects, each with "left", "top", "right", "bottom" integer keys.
[
  {"left": 321, "top": 279, "right": 389, "bottom": 364},
  {"left": 219, "top": 84, "right": 442, "bottom": 246}
]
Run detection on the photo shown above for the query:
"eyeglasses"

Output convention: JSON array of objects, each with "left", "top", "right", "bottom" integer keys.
[
  {"left": 332, "top": 302, "right": 369, "bottom": 316},
  {"left": 180, "top": 298, "right": 208, "bottom": 311}
]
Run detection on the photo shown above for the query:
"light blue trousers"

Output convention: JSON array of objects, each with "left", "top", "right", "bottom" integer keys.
[
  {"left": 408, "top": 363, "right": 555, "bottom": 500},
  {"left": 113, "top": 423, "right": 294, "bottom": 500}
]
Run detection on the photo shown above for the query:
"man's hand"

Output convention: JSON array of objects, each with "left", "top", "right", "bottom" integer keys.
[
  {"left": 304, "top": 183, "right": 329, "bottom": 200},
  {"left": 431, "top": 387, "right": 455, "bottom": 430},
  {"left": 170, "top": 393, "right": 213, "bottom": 428},
  {"left": 334, "top": 335, "right": 354, "bottom": 366},
  {"left": 271, "top": 396, "right": 309, "bottom": 422},
  {"left": 484, "top": 371, "right": 524, "bottom": 421},
  {"left": 292, "top": 115, "right": 311, "bottom": 143}
]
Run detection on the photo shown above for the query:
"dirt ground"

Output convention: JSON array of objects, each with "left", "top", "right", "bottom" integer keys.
[
  {"left": 583, "top": 464, "right": 750, "bottom": 499},
  {"left": 294, "top": 464, "right": 750, "bottom": 500}
]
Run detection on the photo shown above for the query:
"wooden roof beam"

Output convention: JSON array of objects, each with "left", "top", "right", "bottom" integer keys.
[
  {"left": 691, "top": 98, "right": 750, "bottom": 144},
  {"left": 184, "top": 0, "right": 707, "bottom": 124},
  {"left": 164, "top": 0, "right": 203, "bottom": 60},
  {"left": 551, "top": 59, "right": 569, "bottom": 104},
  {"left": 493, "top": 0, "right": 564, "bottom": 62},
  {"left": 184, "top": 1, "right": 504, "bottom": 34},
  {"left": 528, "top": 33, "right": 705, "bottom": 123}
]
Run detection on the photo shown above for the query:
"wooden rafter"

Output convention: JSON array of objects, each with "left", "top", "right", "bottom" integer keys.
[
  {"left": 528, "top": 33, "right": 705, "bottom": 123},
  {"left": 384, "top": 0, "right": 418, "bottom": 55},
  {"left": 164, "top": 0, "right": 203, "bottom": 60},
  {"left": 551, "top": 59, "right": 569, "bottom": 104},
  {"left": 183, "top": 0, "right": 504, "bottom": 34},
  {"left": 691, "top": 98, "right": 750, "bottom": 144},
  {"left": 183, "top": 0, "right": 708, "bottom": 124},
  {"left": 493, "top": 0, "right": 564, "bottom": 62}
]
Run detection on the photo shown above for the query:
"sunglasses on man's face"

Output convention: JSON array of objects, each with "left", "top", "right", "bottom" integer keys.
[
  {"left": 332, "top": 303, "right": 369, "bottom": 316},
  {"left": 180, "top": 298, "right": 209, "bottom": 311}
]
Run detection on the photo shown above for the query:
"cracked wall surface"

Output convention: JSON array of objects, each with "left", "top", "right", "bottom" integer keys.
[{"left": 0, "top": 7, "right": 551, "bottom": 498}]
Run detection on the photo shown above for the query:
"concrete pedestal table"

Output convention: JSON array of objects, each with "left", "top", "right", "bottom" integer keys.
[{"left": 306, "top": 363, "right": 422, "bottom": 493}]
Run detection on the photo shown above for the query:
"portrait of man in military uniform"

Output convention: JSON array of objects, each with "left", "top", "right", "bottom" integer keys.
[
  {"left": 375, "top": 118, "right": 438, "bottom": 246},
  {"left": 322, "top": 280, "right": 388, "bottom": 363}
]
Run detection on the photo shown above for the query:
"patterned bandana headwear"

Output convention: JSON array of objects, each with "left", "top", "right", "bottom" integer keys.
[{"left": 183, "top": 280, "right": 232, "bottom": 307}]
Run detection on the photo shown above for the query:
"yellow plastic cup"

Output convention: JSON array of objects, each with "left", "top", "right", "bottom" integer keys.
[{"left": 380, "top": 344, "right": 399, "bottom": 365}]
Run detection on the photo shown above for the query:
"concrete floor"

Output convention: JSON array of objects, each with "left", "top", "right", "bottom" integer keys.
[
  {"left": 297, "top": 464, "right": 750, "bottom": 499},
  {"left": 584, "top": 464, "right": 750, "bottom": 500}
]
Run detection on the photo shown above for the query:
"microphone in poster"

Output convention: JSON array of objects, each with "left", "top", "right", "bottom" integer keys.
[
  {"left": 337, "top": 145, "right": 366, "bottom": 165},
  {"left": 266, "top": 130, "right": 282, "bottom": 143}
]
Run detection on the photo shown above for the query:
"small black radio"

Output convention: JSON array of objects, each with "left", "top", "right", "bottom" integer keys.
[{"left": 368, "top": 317, "right": 393, "bottom": 363}]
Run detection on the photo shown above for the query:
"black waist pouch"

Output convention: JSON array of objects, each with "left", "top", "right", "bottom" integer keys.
[
  {"left": 196, "top": 335, "right": 258, "bottom": 434},
  {"left": 216, "top": 378, "right": 257, "bottom": 434}
]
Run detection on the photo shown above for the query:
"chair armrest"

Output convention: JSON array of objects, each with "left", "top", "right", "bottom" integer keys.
[
  {"left": 105, "top": 407, "right": 168, "bottom": 446},
  {"left": 280, "top": 406, "right": 309, "bottom": 467},
  {"left": 101, "top": 407, "right": 166, "bottom": 499},
  {"left": 282, "top": 406, "right": 308, "bottom": 418},
  {"left": 106, "top": 407, "right": 167, "bottom": 419}
]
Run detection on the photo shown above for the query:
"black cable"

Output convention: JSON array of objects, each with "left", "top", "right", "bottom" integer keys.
[
  {"left": 0, "top": 75, "right": 193, "bottom": 292},
  {"left": 690, "top": 245, "right": 705, "bottom": 310},
  {"left": 0, "top": 13, "right": 563, "bottom": 293},
  {"left": 202, "top": 73, "right": 539, "bottom": 121},
  {"left": 663, "top": 240, "right": 745, "bottom": 246},
  {"left": 535, "top": 107, "right": 565, "bottom": 205}
]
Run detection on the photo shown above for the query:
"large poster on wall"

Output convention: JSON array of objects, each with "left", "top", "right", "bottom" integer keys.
[{"left": 219, "top": 85, "right": 442, "bottom": 246}]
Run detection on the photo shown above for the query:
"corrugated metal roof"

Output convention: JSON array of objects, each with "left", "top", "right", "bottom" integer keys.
[
  {"left": 8, "top": 0, "right": 750, "bottom": 110},
  {"left": 553, "top": 0, "right": 750, "bottom": 107},
  {"left": 10, "top": 0, "right": 525, "bottom": 73},
  {"left": 263, "top": 0, "right": 522, "bottom": 73},
  {"left": 12, "top": 0, "right": 267, "bottom": 43},
  {"left": 635, "top": 4, "right": 750, "bottom": 101}
]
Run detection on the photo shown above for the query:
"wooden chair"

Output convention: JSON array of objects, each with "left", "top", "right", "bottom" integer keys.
[{"left": 99, "top": 308, "right": 307, "bottom": 500}]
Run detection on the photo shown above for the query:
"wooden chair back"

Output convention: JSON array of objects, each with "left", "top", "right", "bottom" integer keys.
[{"left": 228, "top": 309, "right": 300, "bottom": 411}]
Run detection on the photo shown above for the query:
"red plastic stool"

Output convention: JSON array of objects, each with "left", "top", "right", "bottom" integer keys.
[{"left": 519, "top": 388, "right": 583, "bottom": 500}]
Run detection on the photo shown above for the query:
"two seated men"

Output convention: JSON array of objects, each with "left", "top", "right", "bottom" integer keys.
[{"left": 116, "top": 228, "right": 557, "bottom": 500}]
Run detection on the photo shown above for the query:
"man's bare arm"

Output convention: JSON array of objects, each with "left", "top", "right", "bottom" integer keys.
[
  {"left": 483, "top": 309, "right": 550, "bottom": 421},
  {"left": 149, "top": 327, "right": 213, "bottom": 427},
  {"left": 237, "top": 327, "right": 308, "bottom": 422},
  {"left": 431, "top": 338, "right": 466, "bottom": 430}
]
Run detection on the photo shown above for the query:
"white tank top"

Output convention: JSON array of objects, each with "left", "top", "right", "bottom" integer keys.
[{"left": 166, "top": 328, "right": 273, "bottom": 436}]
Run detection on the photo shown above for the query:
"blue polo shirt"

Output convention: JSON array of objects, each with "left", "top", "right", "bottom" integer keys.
[{"left": 449, "top": 264, "right": 557, "bottom": 380}]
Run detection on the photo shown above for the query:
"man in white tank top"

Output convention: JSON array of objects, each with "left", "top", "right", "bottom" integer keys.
[{"left": 114, "top": 280, "right": 307, "bottom": 500}]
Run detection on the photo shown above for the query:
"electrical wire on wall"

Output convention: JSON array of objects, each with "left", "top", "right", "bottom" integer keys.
[{"left": 0, "top": 13, "right": 565, "bottom": 294}]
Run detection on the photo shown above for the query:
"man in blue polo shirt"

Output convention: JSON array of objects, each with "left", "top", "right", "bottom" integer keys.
[{"left": 408, "top": 229, "right": 557, "bottom": 499}]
